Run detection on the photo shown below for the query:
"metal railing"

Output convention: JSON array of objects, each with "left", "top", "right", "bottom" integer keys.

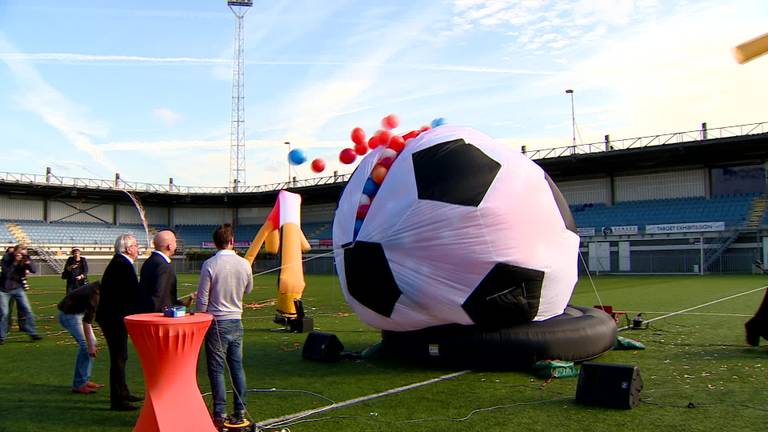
[
  {"left": 2, "top": 121, "right": 765, "bottom": 195},
  {"left": 525, "top": 121, "right": 768, "bottom": 159}
]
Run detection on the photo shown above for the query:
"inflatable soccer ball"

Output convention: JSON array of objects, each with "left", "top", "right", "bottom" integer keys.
[{"left": 333, "top": 125, "right": 579, "bottom": 332}]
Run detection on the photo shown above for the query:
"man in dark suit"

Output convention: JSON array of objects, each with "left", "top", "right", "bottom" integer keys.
[
  {"left": 137, "top": 230, "right": 190, "bottom": 312},
  {"left": 95, "top": 234, "right": 143, "bottom": 411}
]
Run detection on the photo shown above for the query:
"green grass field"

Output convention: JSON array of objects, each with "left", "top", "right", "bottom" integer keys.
[{"left": 1, "top": 274, "right": 767, "bottom": 431}]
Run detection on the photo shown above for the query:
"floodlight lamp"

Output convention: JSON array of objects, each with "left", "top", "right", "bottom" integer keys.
[{"left": 228, "top": 0, "right": 253, "bottom": 7}]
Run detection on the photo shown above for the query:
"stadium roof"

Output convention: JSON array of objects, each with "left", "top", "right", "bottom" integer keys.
[{"left": 1, "top": 125, "right": 767, "bottom": 207}]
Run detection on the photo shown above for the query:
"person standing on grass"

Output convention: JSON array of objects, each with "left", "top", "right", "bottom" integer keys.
[
  {"left": 196, "top": 224, "right": 253, "bottom": 427},
  {"left": 58, "top": 281, "right": 104, "bottom": 394},
  {"left": 95, "top": 234, "right": 143, "bottom": 411},
  {"left": 1, "top": 246, "right": 24, "bottom": 334},
  {"left": 0, "top": 244, "right": 42, "bottom": 344},
  {"left": 62, "top": 247, "right": 89, "bottom": 295},
  {"left": 137, "top": 230, "right": 191, "bottom": 313}
]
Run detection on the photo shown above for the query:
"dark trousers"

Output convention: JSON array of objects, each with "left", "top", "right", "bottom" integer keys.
[
  {"left": 98, "top": 320, "right": 131, "bottom": 405},
  {"left": 4, "top": 298, "right": 26, "bottom": 333},
  {"left": 750, "top": 289, "right": 768, "bottom": 330}
]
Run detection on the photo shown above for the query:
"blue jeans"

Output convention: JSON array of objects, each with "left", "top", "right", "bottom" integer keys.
[
  {"left": 59, "top": 312, "right": 93, "bottom": 388},
  {"left": 0, "top": 288, "right": 38, "bottom": 341},
  {"left": 205, "top": 319, "right": 247, "bottom": 417}
]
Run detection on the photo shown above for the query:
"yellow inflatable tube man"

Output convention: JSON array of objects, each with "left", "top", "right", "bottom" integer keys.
[{"left": 244, "top": 190, "right": 311, "bottom": 318}]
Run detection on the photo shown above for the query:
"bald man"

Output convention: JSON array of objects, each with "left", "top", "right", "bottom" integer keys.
[{"left": 137, "top": 230, "right": 188, "bottom": 312}]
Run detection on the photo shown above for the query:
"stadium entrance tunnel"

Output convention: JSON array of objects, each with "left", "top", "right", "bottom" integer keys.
[{"left": 380, "top": 305, "right": 618, "bottom": 370}]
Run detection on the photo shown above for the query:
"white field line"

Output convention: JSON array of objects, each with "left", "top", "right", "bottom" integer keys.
[
  {"left": 619, "top": 284, "right": 767, "bottom": 331},
  {"left": 256, "top": 370, "right": 470, "bottom": 428}
]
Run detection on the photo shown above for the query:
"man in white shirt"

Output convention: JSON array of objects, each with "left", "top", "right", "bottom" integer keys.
[{"left": 196, "top": 224, "right": 253, "bottom": 426}]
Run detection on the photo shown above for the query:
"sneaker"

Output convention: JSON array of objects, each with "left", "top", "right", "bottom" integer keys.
[
  {"left": 72, "top": 384, "right": 96, "bottom": 394},
  {"left": 85, "top": 381, "right": 105, "bottom": 389},
  {"left": 227, "top": 411, "right": 247, "bottom": 426}
]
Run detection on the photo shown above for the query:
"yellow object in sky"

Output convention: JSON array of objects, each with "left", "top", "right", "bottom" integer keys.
[{"left": 733, "top": 32, "right": 768, "bottom": 64}]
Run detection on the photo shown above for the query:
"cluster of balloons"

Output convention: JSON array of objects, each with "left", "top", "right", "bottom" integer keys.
[
  {"left": 286, "top": 114, "right": 446, "bottom": 180},
  {"left": 351, "top": 114, "right": 443, "bottom": 238}
]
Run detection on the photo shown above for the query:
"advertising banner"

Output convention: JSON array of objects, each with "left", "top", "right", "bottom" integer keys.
[
  {"left": 601, "top": 225, "right": 639, "bottom": 235},
  {"left": 645, "top": 222, "right": 725, "bottom": 234}
]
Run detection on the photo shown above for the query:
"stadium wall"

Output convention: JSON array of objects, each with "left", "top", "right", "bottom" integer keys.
[
  {"left": 117, "top": 204, "right": 169, "bottom": 226},
  {"left": 556, "top": 178, "right": 611, "bottom": 205},
  {"left": 0, "top": 195, "right": 44, "bottom": 221},
  {"left": 614, "top": 169, "right": 708, "bottom": 202}
]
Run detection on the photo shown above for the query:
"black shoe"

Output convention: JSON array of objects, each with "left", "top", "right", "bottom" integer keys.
[
  {"left": 30, "top": 334, "right": 43, "bottom": 341},
  {"left": 212, "top": 414, "right": 227, "bottom": 429},
  {"left": 110, "top": 402, "right": 139, "bottom": 411},
  {"left": 126, "top": 394, "right": 144, "bottom": 402}
]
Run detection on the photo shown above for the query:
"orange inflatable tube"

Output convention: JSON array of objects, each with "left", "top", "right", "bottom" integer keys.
[{"left": 244, "top": 190, "right": 310, "bottom": 317}]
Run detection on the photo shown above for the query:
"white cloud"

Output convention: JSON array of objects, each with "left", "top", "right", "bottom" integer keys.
[
  {"left": 524, "top": 2, "right": 768, "bottom": 146},
  {"left": 0, "top": 34, "right": 115, "bottom": 172},
  {"left": 152, "top": 108, "right": 182, "bottom": 127}
]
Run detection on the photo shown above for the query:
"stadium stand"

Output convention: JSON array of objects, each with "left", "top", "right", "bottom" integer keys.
[
  {"left": 174, "top": 222, "right": 331, "bottom": 248},
  {"left": 3, "top": 221, "right": 154, "bottom": 247},
  {"left": 571, "top": 193, "right": 759, "bottom": 230}
]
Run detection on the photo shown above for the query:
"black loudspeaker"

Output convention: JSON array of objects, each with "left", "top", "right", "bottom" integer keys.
[
  {"left": 302, "top": 332, "right": 344, "bottom": 362},
  {"left": 575, "top": 362, "right": 643, "bottom": 409}
]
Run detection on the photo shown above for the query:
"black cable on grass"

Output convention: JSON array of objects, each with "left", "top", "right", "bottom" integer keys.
[
  {"left": 272, "top": 396, "right": 573, "bottom": 429},
  {"left": 199, "top": 388, "right": 337, "bottom": 406},
  {"left": 642, "top": 400, "right": 768, "bottom": 413}
]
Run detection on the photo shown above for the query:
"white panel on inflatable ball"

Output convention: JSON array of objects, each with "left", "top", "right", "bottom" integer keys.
[{"left": 333, "top": 125, "right": 579, "bottom": 331}]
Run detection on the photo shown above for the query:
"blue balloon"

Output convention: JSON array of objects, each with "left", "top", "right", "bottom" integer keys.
[
  {"left": 431, "top": 117, "right": 446, "bottom": 128},
  {"left": 362, "top": 178, "right": 379, "bottom": 198},
  {"left": 288, "top": 149, "right": 307, "bottom": 165}
]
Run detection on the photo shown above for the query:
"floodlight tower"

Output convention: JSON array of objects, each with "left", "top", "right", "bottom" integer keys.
[{"left": 228, "top": 0, "right": 252, "bottom": 192}]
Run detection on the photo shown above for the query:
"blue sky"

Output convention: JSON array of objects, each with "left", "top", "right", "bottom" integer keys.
[{"left": 0, "top": 1, "right": 766, "bottom": 187}]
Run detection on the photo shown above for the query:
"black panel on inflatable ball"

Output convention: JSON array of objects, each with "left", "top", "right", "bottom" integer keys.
[
  {"left": 343, "top": 241, "right": 402, "bottom": 317},
  {"left": 462, "top": 263, "right": 543, "bottom": 328},
  {"left": 545, "top": 173, "right": 578, "bottom": 234},
  {"left": 412, "top": 139, "right": 501, "bottom": 207}
]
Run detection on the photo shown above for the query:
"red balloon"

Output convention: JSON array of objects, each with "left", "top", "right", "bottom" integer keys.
[
  {"left": 381, "top": 114, "right": 400, "bottom": 130},
  {"left": 376, "top": 130, "right": 393, "bottom": 147},
  {"left": 371, "top": 165, "right": 388, "bottom": 184},
  {"left": 367, "top": 136, "right": 379, "bottom": 149},
  {"left": 402, "top": 130, "right": 420, "bottom": 141},
  {"left": 354, "top": 143, "right": 368, "bottom": 156},
  {"left": 388, "top": 135, "right": 405, "bottom": 152},
  {"left": 311, "top": 158, "right": 325, "bottom": 173},
  {"left": 351, "top": 127, "right": 366, "bottom": 146},
  {"left": 378, "top": 156, "right": 395, "bottom": 169},
  {"left": 356, "top": 204, "right": 370, "bottom": 219},
  {"left": 339, "top": 148, "right": 357, "bottom": 164}
]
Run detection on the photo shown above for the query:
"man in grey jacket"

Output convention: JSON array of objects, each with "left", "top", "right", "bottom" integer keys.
[{"left": 196, "top": 224, "right": 253, "bottom": 427}]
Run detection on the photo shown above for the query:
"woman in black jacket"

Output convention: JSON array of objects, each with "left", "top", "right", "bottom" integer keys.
[{"left": 62, "top": 247, "right": 89, "bottom": 295}]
